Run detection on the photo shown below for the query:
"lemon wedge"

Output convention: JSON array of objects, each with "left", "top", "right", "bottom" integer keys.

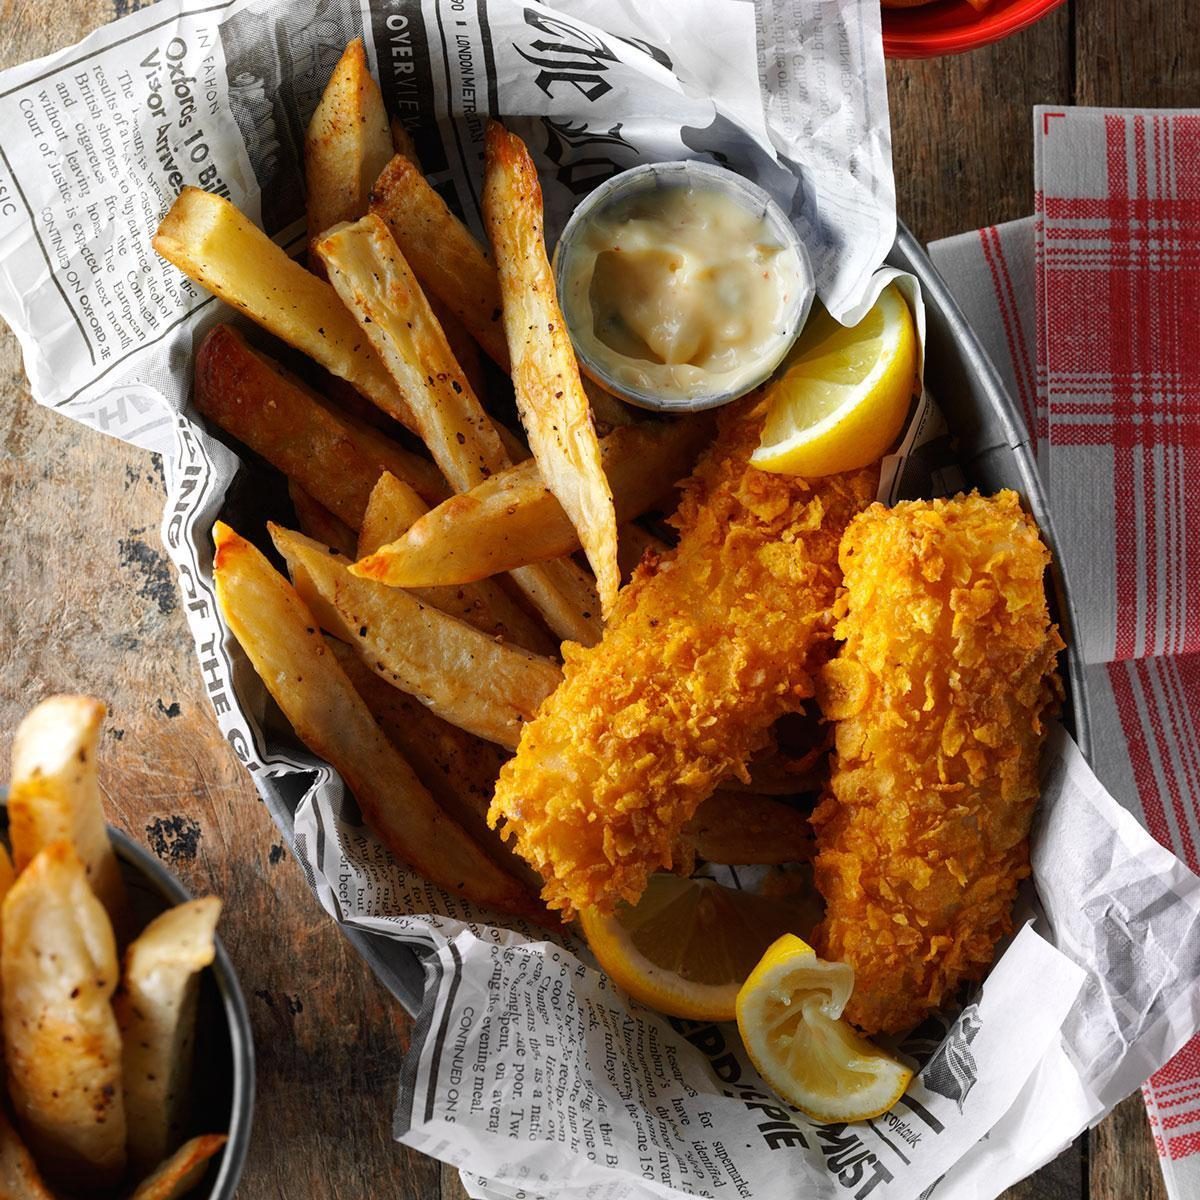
[
  {"left": 751, "top": 283, "right": 917, "bottom": 477},
  {"left": 736, "top": 934, "right": 912, "bottom": 1123},
  {"left": 579, "top": 875, "right": 808, "bottom": 1022}
]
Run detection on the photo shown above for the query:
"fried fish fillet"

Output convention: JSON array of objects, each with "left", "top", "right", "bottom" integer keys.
[
  {"left": 489, "top": 402, "right": 878, "bottom": 917},
  {"left": 812, "top": 491, "right": 1064, "bottom": 1035}
]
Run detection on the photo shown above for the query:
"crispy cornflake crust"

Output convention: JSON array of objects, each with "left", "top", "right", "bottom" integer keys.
[
  {"left": 489, "top": 401, "right": 878, "bottom": 916},
  {"left": 811, "top": 490, "right": 1064, "bottom": 1035}
]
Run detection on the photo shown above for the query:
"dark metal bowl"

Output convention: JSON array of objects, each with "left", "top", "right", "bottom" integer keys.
[
  {"left": 109, "top": 825, "right": 255, "bottom": 1199},
  {"left": 0, "top": 808, "right": 254, "bottom": 1198}
]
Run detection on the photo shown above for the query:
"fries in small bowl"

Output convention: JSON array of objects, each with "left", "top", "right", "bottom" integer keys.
[{"left": 1, "top": 696, "right": 251, "bottom": 1200}]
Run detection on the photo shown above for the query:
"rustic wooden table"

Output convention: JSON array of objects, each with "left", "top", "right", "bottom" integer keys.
[{"left": 0, "top": 1, "right": 1192, "bottom": 1196}]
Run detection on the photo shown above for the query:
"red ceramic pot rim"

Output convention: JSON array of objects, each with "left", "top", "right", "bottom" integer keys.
[{"left": 882, "top": 0, "right": 1066, "bottom": 59}]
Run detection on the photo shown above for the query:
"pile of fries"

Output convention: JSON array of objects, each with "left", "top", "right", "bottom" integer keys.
[
  {"left": 1, "top": 696, "right": 226, "bottom": 1200},
  {"left": 153, "top": 39, "right": 817, "bottom": 922}
]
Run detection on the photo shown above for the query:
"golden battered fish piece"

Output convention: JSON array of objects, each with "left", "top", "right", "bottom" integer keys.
[
  {"left": 490, "top": 402, "right": 878, "bottom": 917},
  {"left": 812, "top": 490, "right": 1064, "bottom": 1035}
]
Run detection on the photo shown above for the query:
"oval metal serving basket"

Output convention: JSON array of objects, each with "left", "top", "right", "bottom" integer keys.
[{"left": 262, "top": 221, "right": 1092, "bottom": 1018}]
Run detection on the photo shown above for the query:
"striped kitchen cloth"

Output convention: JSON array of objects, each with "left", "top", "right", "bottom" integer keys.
[{"left": 928, "top": 105, "right": 1200, "bottom": 1200}]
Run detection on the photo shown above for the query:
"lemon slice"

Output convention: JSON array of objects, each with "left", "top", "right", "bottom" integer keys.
[
  {"left": 579, "top": 875, "right": 808, "bottom": 1021},
  {"left": 751, "top": 283, "right": 917, "bottom": 477},
  {"left": 736, "top": 934, "right": 913, "bottom": 1122}
]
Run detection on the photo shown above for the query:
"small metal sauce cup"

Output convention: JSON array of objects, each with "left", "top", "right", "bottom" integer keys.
[
  {"left": 553, "top": 160, "right": 814, "bottom": 413},
  {"left": 0, "top": 807, "right": 254, "bottom": 1199}
]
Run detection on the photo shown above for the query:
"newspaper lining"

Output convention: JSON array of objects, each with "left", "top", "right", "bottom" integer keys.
[{"left": 0, "top": 3, "right": 1198, "bottom": 1198}]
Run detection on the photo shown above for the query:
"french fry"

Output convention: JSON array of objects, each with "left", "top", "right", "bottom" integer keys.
[
  {"left": 154, "top": 188, "right": 418, "bottom": 431},
  {"left": 683, "top": 794, "right": 814, "bottom": 866},
  {"left": 312, "top": 213, "right": 544, "bottom": 476},
  {"left": 1, "top": 841, "right": 125, "bottom": 1192},
  {"left": 0, "top": 843, "right": 14, "bottom": 903},
  {"left": 8, "top": 695, "right": 130, "bottom": 933},
  {"left": 359, "top": 473, "right": 557, "bottom": 656},
  {"left": 353, "top": 419, "right": 709, "bottom": 587},
  {"left": 194, "top": 324, "right": 447, "bottom": 520},
  {"left": 0, "top": 1110, "right": 55, "bottom": 1200},
  {"left": 389, "top": 116, "right": 418, "bottom": 163},
  {"left": 290, "top": 481, "right": 358, "bottom": 557},
  {"left": 329, "top": 639, "right": 509, "bottom": 820},
  {"left": 507, "top": 561, "right": 600, "bottom": 647},
  {"left": 318, "top": 370, "right": 406, "bottom": 436},
  {"left": 357, "top": 470, "right": 430, "bottom": 556},
  {"left": 371, "top": 134, "right": 491, "bottom": 397},
  {"left": 280, "top": 552, "right": 344, "bottom": 644},
  {"left": 370, "top": 153, "right": 510, "bottom": 369},
  {"left": 315, "top": 214, "right": 601, "bottom": 646},
  {"left": 129, "top": 1134, "right": 228, "bottom": 1200},
  {"left": 304, "top": 38, "right": 393, "bottom": 261},
  {"left": 271, "top": 525, "right": 560, "bottom": 749},
  {"left": 434, "top": 293, "right": 489, "bottom": 403},
  {"left": 327, "top": 641, "right": 541, "bottom": 889},
  {"left": 369, "top": 152, "right": 638, "bottom": 434},
  {"left": 483, "top": 122, "right": 619, "bottom": 615},
  {"left": 391, "top": 119, "right": 493, "bottom": 387},
  {"left": 212, "top": 522, "right": 539, "bottom": 917},
  {"left": 115, "top": 897, "right": 222, "bottom": 1175},
  {"left": 315, "top": 215, "right": 509, "bottom": 489}
]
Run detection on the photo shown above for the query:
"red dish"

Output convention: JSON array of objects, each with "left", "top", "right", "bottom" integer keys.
[{"left": 882, "top": 0, "right": 1066, "bottom": 59}]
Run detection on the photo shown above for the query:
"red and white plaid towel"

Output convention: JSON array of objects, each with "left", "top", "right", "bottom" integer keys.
[{"left": 929, "top": 105, "right": 1200, "bottom": 1200}]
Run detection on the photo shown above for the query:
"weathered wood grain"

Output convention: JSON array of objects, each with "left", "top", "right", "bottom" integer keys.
[
  {"left": 886, "top": 4, "right": 1071, "bottom": 243},
  {"left": 1076, "top": 0, "right": 1199, "bottom": 109},
  {"left": 1002, "top": 1135, "right": 1084, "bottom": 1200},
  {"left": 442, "top": 1161, "right": 474, "bottom": 1200},
  {"left": 1091, "top": 1094, "right": 1169, "bottom": 1200}
]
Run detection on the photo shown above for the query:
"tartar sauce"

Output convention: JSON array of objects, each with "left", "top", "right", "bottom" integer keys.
[{"left": 557, "top": 178, "right": 806, "bottom": 406}]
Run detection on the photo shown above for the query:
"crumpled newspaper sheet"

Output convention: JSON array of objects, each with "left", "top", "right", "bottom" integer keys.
[
  {"left": 0, "top": 1, "right": 1197, "bottom": 1197},
  {"left": 296, "top": 727, "right": 1200, "bottom": 1199}
]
